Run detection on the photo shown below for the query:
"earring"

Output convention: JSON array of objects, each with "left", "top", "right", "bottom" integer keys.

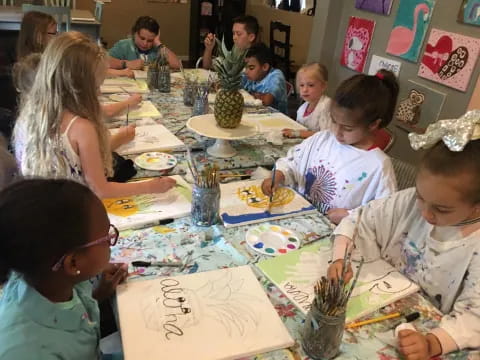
[{"left": 76, "top": 270, "right": 81, "bottom": 275}]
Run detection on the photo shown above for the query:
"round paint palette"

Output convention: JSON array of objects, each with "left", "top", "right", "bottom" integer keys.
[
  {"left": 245, "top": 224, "right": 302, "bottom": 256},
  {"left": 134, "top": 152, "right": 177, "bottom": 171}
]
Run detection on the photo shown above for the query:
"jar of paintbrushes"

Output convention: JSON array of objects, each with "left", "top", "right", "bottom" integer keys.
[
  {"left": 148, "top": 46, "right": 170, "bottom": 92},
  {"left": 301, "top": 256, "right": 364, "bottom": 359},
  {"left": 192, "top": 84, "right": 209, "bottom": 116},
  {"left": 187, "top": 149, "right": 220, "bottom": 226}
]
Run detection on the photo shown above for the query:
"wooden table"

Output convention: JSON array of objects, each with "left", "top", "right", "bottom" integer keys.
[{"left": 0, "top": 6, "right": 100, "bottom": 40}]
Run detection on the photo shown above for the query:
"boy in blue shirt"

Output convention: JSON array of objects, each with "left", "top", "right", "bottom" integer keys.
[{"left": 242, "top": 43, "right": 288, "bottom": 114}]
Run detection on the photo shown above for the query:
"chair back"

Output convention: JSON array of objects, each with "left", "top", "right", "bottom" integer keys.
[
  {"left": 44, "top": 0, "right": 75, "bottom": 8},
  {"left": 374, "top": 127, "right": 395, "bottom": 152},
  {"left": 1, "top": 0, "right": 15, "bottom": 6},
  {"left": 285, "top": 81, "right": 293, "bottom": 97},
  {"left": 23, "top": 3, "right": 71, "bottom": 32},
  {"left": 269, "top": 20, "right": 291, "bottom": 81},
  {"left": 391, "top": 157, "right": 417, "bottom": 191},
  {"left": 195, "top": 56, "right": 203, "bottom": 69}
]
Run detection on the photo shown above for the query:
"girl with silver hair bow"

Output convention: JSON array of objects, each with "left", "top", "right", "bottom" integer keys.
[{"left": 328, "top": 110, "right": 480, "bottom": 359}]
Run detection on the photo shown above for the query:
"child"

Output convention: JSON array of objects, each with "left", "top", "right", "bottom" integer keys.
[
  {"left": 0, "top": 178, "right": 128, "bottom": 358},
  {"left": 0, "top": 135, "right": 15, "bottom": 189},
  {"left": 242, "top": 42, "right": 288, "bottom": 114},
  {"left": 262, "top": 70, "right": 399, "bottom": 224},
  {"left": 328, "top": 111, "right": 480, "bottom": 359},
  {"left": 12, "top": 52, "right": 140, "bottom": 165},
  {"left": 16, "top": 11, "right": 57, "bottom": 60},
  {"left": 13, "top": 31, "right": 176, "bottom": 198},
  {"left": 202, "top": 15, "right": 259, "bottom": 69},
  {"left": 108, "top": 16, "right": 181, "bottom": 70},
  {"left": 283, "top": 63, "right": 331, "bottom": 139}
]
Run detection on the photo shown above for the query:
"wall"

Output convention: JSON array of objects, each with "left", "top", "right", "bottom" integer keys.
[
  {"left": 307, "top": 0, "right": 480, "bottom": 164},
  {"left": 76, "top": 0, "right": 190, "bottom": 57},
  {"left": 246, "top": 0, "right": 313, "bottom": 67}
]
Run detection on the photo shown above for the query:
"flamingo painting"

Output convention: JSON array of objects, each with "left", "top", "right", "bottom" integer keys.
[
  {"left": 386, "top": 0, "right": 436, "bottom": 62},
  {"left": 459, "top": 0, "right": 480, "bottom": 26}
]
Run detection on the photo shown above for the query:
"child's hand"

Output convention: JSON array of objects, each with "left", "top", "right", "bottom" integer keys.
[
  {"left": 126, "top": 94, "right": 142, "bottom": 107},
  {"left": 261, "top": 171, "right": 285, "bottom": 196},
  {"left": 327, "top": 259, "right": 353, "bottom": 283},
  {"left": 327, "top": 208, "right": 350, "bottom": 225},
  {"left": 282, "top": 128, "right": 295, "bottom": 138},
  {"left": 204, "top": 33, "right": 216, "bottom": 51},
  {"left": 154, "top": 34, "right": 162, "bottom": 47},
  {"left": 398, "top": 331, "right": 440, "bottom": 360},
  {"left": 116, "top": 125, "right": 136, "bottom": 145},
  {"left": 147, "top": 176, "right": 177, "bottom": 193},
  {"left": 93, "top": 263, "right": 128, "bottom": 302},
  {"left": 127, "top": 59, "right": 144, "bottom": 70},
  {"left": 119, "top": 68, "right": 134, "bottom": 78}
]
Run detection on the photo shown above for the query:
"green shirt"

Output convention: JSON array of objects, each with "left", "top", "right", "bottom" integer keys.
[
  {"left": 108, "top": 38, "right": 159, "bottom": 63},
  {"left": 0, "top": 273, "right": 101, "bottom": 360}
]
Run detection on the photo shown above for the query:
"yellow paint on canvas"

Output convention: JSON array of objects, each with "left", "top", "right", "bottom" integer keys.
[
  {"left": 152, "top": 226, "right": 176, "bottom": 234},
  {"left": 236, "top": 185, "right": 295, "bottom": 209}
]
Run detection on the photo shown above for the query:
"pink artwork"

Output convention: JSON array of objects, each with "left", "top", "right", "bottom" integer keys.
[
  {"left": 340, "top": 16, "right": 376, "bottom": 72},
  {"left": 418, "top": 29, "right": 480, "bottom": 92}
]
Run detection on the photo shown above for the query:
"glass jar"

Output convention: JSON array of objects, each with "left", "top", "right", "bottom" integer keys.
[
  {"left": 147, "top": 68, "right": 159, "bottom": 90},
  {"left": 301, "top": 306, "right": 345, "bottom": 359},
  {"left": 158, "top": 67, "right": 171, "bottom": 93},
  {"left": 191, "top": 184, "right": 220, "bottom": 226}
]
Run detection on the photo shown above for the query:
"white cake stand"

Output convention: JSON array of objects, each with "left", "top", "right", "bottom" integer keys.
[{"left": 186, "top": 114, "right": 257, "bottom": 158}]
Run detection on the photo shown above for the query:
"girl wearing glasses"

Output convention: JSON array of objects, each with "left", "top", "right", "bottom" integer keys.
[
  {"left": 16, "top": 11, "right": 57, "bottom": 60},
  {"left": 0, "top": 179, "right": 127, "bottom": 359}
]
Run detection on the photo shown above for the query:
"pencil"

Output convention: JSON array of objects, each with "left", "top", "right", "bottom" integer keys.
[{"left": 346, "top": 312, "right": 402, "bottom": 329}]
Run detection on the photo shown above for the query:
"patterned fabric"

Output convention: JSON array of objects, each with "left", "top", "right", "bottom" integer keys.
[{"left": 242, "top": 69, "right": 288, "bottom": 114}]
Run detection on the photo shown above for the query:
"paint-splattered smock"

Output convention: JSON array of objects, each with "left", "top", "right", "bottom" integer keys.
[
  {"left": 275, "top": 130, "right": 397, "bottom": 213},
  {"left": 296, "top": 95, "right": 332, "bottom": 132},
  {"left": 333, "top": 188, "right": 480, "bottom": 353}
]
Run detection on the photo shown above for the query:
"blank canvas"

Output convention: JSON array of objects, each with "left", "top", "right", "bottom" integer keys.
[{"left": 117, "top": 265, "right": 294, "bottom": 360}]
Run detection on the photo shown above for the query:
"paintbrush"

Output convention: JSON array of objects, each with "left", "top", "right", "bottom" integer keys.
[
  {"left": 267, "top": 164, "right": 276, "bottom": 213},
  {"left": 126, "top": 104, "right": 129, "bottom": 126}
]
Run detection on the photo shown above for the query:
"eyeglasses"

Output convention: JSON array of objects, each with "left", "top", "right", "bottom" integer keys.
[
  {"left": 47, "top": 31, "right": 58, "bottom": 36},
  {"left": 51, "top": 224, "right": 119, "bottom": 271}
]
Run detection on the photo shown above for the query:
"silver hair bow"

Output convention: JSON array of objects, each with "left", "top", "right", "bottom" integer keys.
[{"left": 409, "top": 110, "right": 480, "bottom": 152}]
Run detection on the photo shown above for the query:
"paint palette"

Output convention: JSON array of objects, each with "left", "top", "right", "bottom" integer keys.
[
  {"left": 134, "top": 152, "right": 177, "bottom": 171},
  {"left": 245, "top": 224, "right": 302, "bottom": 256}
]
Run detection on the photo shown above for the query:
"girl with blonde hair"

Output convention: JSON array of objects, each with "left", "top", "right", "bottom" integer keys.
[{"left": 13, "top": 31, "right": 176, "bottom": 198}]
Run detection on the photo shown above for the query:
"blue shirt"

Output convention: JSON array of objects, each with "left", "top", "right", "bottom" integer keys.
[
  {"left": 108, "top": 38, "right": 159, "bottom": 63},
  {"left": 242, "top": 68, "right": 288, "bottom": 114},
  {"left": 0, "top": 273, "right": 101, "bottom": 360}
]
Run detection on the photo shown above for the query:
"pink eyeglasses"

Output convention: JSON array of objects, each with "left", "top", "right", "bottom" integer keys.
[{"left": 51, "top": 224, "right": 119, "bottom": 271}]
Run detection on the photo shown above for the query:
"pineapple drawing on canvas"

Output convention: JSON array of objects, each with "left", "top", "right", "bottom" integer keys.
[{"left": 212, "top": 39, "right": 247, "bottom": 129}]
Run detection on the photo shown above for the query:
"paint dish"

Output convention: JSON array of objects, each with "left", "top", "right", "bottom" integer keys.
[
  {"left": 134, "top": 152, "right": 177, "bottom": 171},
  {"left": 245, "top": 224, "right": 302, "bottom": 257}
]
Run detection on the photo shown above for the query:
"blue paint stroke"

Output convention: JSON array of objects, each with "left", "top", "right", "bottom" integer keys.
[{"left": 221, "top": 205, "right": 316, "bottom": 225}]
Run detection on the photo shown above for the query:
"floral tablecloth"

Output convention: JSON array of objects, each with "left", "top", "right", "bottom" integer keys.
[{"left": 110, "top": 212, "right": 478, "bottom": 360}]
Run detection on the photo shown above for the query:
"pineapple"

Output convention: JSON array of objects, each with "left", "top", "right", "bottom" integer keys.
[{"left": 213, "top": 39, "right": 247, "bottom": 128}]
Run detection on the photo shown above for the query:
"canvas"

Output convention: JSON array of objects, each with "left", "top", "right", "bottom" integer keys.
[
  {"left": 100, "top": 78, "right": 149, "bottom": 94},
  {"left": 242, "top": 112, "right": 307, "bottom": 132},
  {"left": 340, "top": 16, "right": 376, "bottom": 72},
  {"left": 367, "top": 54, "right": 402, "bottom": 77},
  {"left": 257, "top": 242, "right": 420, "bottom": 323},
  {"left": 457, "top": 0, "right": 480, "bottom": 26},
  {"left": 386, "top": 0, "right": 436, "bottom": 62},
  {"left": 110, "top": 124, "right": 184, "bottom": 155},
  {"left": 355, "top": 0, "right": 394, "bottom": 15},
  {"left": 112, "top": 101, "right": 162, "bottom": 121},
  {"left": 395, "top": 80, "right": 445, "bottom": 132},
  {"left": 103, "top": 175, "right": 191, "bottom": 231},
  {"left": 219, "top": 180, "right": 316, "bottom": 228},
  {"left": 116, "top": 265, "right": 294, "bottom": 360},
  {"left": 418, "top": 28, "right": 480, "bottom": 92}
]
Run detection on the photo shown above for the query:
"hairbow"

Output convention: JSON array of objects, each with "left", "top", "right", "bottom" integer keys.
[
  {"left": 375, "top": 72, "right": 384, "bottom": 80},
  {"left": 409, "top": 110, "right": 480, "bottom": 152}
]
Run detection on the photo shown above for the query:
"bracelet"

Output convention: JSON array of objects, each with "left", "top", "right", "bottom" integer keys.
[{"left": 121, "top": 60, "right": 127, "bottom": 69}]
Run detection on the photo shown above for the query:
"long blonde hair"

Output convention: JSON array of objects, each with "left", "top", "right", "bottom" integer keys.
[
  {"left": 14, "top": 31, "right": 112, "bottom": 178},
  {"left": 17, "top": 11, "right": 56, "bottom": 59}
]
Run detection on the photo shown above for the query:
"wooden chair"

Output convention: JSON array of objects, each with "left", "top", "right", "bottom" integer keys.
[
  {"left": 269, "top": 20, "right": 292, "bottom": 81},
  {"left": 374, "top": 127, "right": 395, "bottom": 152},
  {"left": 1, "top": 0, "right": 15, "bottom": 6},
  {"left": 285, "top": 81, "right": 293, "bottom": 97},
  {"left": 94, "top": 0, "right": 103, "bottom": 22},
  {"left": 22, "top": 4, "right": 71, "bottom": 32}
]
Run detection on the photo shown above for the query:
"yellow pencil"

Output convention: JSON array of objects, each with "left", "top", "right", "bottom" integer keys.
[{"left": 345, "top": 312, "right": 402, "bottom": 329}]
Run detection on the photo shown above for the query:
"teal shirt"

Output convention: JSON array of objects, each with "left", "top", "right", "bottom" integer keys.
[
  {"left": 0, "top": 273, "right": 101, "bottom": 360},
  {"left": 241, "top": 68, "right": 288, "bottom": 114},
  {"left": 108, "top": 38, "right": 159, "bottom": 63}
]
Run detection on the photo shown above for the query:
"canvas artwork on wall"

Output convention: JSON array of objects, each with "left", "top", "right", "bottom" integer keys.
[
  {"left": 395, "top": 80, "right": 445, "bottom": 132},
  {"left": 340, "top": 16, "right": 376, "bottom": 72},
  {"left": 457, "top": 0, "right": 480, "bottom": 26},
  {"left": 418, "top": 28, "right": 480, "bottom": 92},
  {"left": 355, "top": 0, "right": 394, "bottom": 15},
  {"left": 386, "top": 0, "right": 436, "bottom": 62}
]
